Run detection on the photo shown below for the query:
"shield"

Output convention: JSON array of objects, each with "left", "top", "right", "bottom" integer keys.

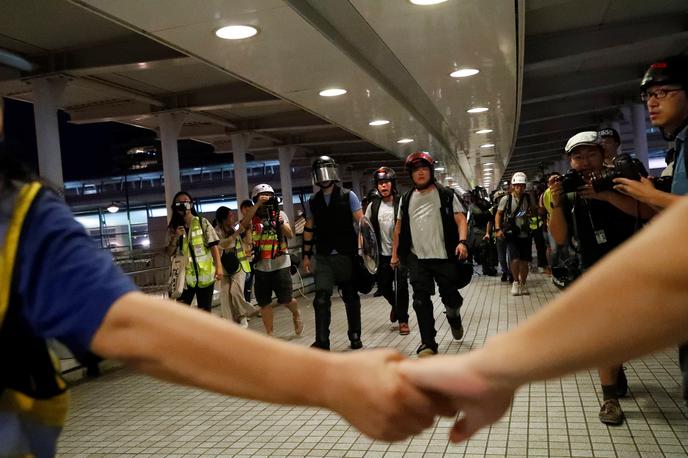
[{"left": 356, "top": 216, "right": 379, "bottom": 274}]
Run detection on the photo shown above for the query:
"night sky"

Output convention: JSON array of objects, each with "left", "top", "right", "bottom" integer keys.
[{"left": 3, "top": 97, "right": 221, "bottom": 181}]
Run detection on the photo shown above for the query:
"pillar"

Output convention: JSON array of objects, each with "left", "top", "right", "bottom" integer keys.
[
  {"left": 278, "top": 145, "right": 296, "bottom": 224},
  {"left": 632, "top": 103, "right": 649, "bottom": 170},
  {"left": 32, "top": 78, "right": 66, "bottom": 193},
  {"left": 231, "top": 133, "right": 251, "bottom": 203},
  {"left": 159, "top": 112, "right": 186, "bottom": 219}
]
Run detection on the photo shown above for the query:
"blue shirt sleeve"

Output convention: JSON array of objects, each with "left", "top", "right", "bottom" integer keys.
[
  {"left": 17, "top": 192, "right": 137, "bottom": 356},
  {"left": 349, "top": 191, "right": 362, "bottom": 213}
]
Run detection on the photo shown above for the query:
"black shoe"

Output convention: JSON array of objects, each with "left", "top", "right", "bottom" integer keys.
[
  {"left": 507, "top": 274, "right": 514, "bottom": 283},
  {"left": 616, "top": 366, "right": 628, "bottom": 398},
  {"left": 349, "top": 333, "right": 363, "bottom": 350},
  {"left": 389, "top": 308, "right": 397, "bottom": 323},
  {"left": 501, "top": 273, "right": 509, "bottom": 282},
  {"left": 311, "top": 341, "right": 330, "bottom": 351},
  {"left": 373, "top": 289, "right": 384, "bottom": 297},
  {"left": 416, "top": 343, "right": 438, "bottom": 358},
  {"left": 85, "top": 363, "right": 101, "bottom": 378}
]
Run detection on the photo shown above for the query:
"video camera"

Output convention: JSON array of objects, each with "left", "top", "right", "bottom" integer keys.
[{"left": 559, "top": 153, "right": 648, "bottom": 193}]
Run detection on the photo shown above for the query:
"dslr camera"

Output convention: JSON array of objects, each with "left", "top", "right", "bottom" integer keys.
[{"left": 559, "top": 154, "right": 648, "bottom": 193}]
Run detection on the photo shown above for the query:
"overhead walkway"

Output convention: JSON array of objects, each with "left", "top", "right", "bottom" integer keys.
[{"left": 57, "top": 273, "right": 687, "bottom": 457}]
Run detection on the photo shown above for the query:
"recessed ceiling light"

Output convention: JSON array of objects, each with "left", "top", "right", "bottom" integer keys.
[
  {"left": 467, "top": 107, "right": 489, "bottom": 113},
  {"left": 476, "top": 129, "right": 493, "bottom": 134},
  {"left": 369, "top": 119, "right": 390, "bottom": 126},
  {"left": 484, "top": 162, "right": 494, "bottom": 165},
  {"left": 480, "top": 143, "right": 495, "bottom": 148},
  {"left": 435, "top": 167, "right": 446, "bottom": 172},
  {"left": 397, "top": 138, "right": 414, "bottom": 144},
  {"left": 319, "top": 88, "right": 347, "bottom": 97},
  {"left": 215, "top": 25, "right": 259, "bottom": 40},
  {"left": 450, "top": 68, "right": 479, "bottom": 78},
  {"left": 410, "top": 0, "right": 448, "bottom": 5}
]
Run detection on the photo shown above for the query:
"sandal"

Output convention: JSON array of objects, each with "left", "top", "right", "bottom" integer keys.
[{"left": 293, "top": 315, "right": 304, "bottom": 336}]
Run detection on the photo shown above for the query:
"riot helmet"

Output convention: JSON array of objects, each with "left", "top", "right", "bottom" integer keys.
[
  {"left": 404, "top": 151, "right": 435, "bottom": 189},
  {"left": 312, "top": 155, "right": 339, "bottom": 187}
]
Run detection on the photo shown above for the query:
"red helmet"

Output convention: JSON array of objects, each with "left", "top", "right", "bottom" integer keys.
[{"left": 405, "top": 151, "right": 435, "bottom": 175}]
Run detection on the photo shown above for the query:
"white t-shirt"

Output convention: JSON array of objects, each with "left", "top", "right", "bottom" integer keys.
[
  {"left": 397, "top": 188, "right": 463, "bottom": 259},
  {"left": 255, "top": 210, "right": 291, "bottom": 272},
  {"left": 365, "top": 200, "right": 395, "bottom": 256}
]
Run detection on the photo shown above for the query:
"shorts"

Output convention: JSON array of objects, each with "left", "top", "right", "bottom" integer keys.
[
  {"left": 506, "top": 236, "right": 533, "bottom": 262},
  {"left": 254, "top": 267, "right": 293, "bottom": 306}
]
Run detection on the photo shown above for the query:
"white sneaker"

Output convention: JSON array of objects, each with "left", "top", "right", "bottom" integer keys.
[
  {"left": 520, "top": 282, "right": 529, "bottom": 295},
  {"left": 511, "top": 281, "right": 521, "bottom": 296},
  {"left": 239, "top": 317, "right": 249, "bottom": 328}
]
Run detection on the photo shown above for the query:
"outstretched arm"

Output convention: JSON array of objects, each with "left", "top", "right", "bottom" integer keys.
[{"left": 401, "top": 197, "right": 688, "bottom": 442}]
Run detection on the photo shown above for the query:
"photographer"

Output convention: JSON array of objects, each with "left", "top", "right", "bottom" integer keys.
[
  {"left": 467, "top": 187, "right": 497, "bottom": 276},
  {"left": 495, "top": 172, "right": 533, "bottom": 296},
  {"left": 549, "top": 131, "right": 653, "bottom": 426},
  {"left": 250, "top": 184, "right": 302, "bottom": 337}
]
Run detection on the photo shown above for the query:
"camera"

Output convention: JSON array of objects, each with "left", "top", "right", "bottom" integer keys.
[
  {"left": 559, "top": 169, "right": 586, "bottom": 193},
  {"left": 653, "top": 175, "right": 673, "bottom": 193},
  {"left": 589, "top": 154, "right": 648, "bottom": 192}
]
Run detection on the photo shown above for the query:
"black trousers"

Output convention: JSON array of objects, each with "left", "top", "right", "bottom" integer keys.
[
  {"left": 533, "top": 227, "right": 549, "bottom": 268},
  {"left": 406, "top": 254, "right": 463, "bottom": 348},
  {"left": 179, "top": 283, "right": 215, "bottom": 312},
  {"left": 378, "top": 255, "right": 410, "bottom": 323},
  {"left": 680, "top": 343, "right": 688, "bottom": 400}
]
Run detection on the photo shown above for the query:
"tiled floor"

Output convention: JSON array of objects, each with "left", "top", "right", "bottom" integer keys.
[{"left": 58, "top": 273, "right": 688, "bottom": 457}]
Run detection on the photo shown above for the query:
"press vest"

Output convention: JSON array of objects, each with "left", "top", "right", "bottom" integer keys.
[
  {"left": 309, "top": 185, "right": 357, "bottom": 256},
  {"left": 253, "top": 219, "right": 288, "bottom": 262},
  {"left": 0, "top": 182, "right": 69, "bottom": 458},
  {"left": 235, "top": 236, "right": 251, "bottom": 273},
  {"left": 397, "top": 185, "right": 459, "bottom": 261},
  {"left": 369, "top": 196, "right": 400, "bottom": 255},
  {"left": 182, "top": 217, "right": 215, "bottom": 288}
]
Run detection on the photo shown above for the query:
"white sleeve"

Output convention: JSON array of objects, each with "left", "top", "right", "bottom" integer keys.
[{"left": 452, "top": 194, "right": 466, "bottom": 214}]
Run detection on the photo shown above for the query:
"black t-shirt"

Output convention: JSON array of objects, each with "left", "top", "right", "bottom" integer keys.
[{"left": 563, "top": 194, "right": 637, "bottom": 270}]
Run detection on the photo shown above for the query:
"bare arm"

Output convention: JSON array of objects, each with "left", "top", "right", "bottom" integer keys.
[
  {"left": 390, "top": 219, "right": 402, "bottom": 267},
  {"left": 210, "top": 244, "right": 223, "bottom": 280},
  {"left": 281, "top": 221, "right": 294, "bottom": 239},
  {"left": 548, "top": 183, "right": 569, "bottom": 245},
  {"left": 91, "top": 292, "right": 452, "bottom": 440},
  {"left": 596, "top": 191, "right": 656, "bottom": 220},
  {"left": 165, "top": 230, "right": 181, "bottom": 257},
  {"left": 455, "top": 212, "right": 468, "bottom": 241}
]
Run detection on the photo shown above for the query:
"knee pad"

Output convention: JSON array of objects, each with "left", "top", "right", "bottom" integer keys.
[
  {"left": 445, "top": 306, "right": 460, "bottom": 320},
  {"left": 314, "top": 291, "right": 331, "bottom": 309}
]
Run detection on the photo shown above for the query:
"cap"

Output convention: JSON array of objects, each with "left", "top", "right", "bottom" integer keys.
[
  {"left": 598, "top": 127, "right": 620, "bottom": 143},
  {"left": 565, "top": 131, "right": 602, "bottom": 154}
]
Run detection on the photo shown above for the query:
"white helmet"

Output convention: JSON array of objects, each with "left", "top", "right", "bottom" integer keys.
[
  {"left": 252, "top": 184, "right": 274, "bottom": 198},
  {"left": 511, "top": 172, "right": 527, "bottom": 185}
]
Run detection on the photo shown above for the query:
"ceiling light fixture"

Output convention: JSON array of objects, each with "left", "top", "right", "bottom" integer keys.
[
  {"left": 106, "top": 203, "right": 120, "bottom": 213},
  {"left": 369, "top": 119, "right": 390, "bottom": 126},
  {"left": 480, "top": 143, "right": 495, "bottom": 148},
  {"left": 467, "top": 107, "right": 489, "bottom": 113},
  {"left": 410, "top": 0, "right": 448, "bottom": 5},
  {"left": 450, "top": 68, "right": 479, "bottom": 78},
  {"left": 215, "top": 25, "right": 259, "bottom": 40},
  {"left": 397, "top": 138, "right": 414, "bottom": 144},
  {"left": 476, "top": 129, "right": 493, "bottom": 134},
  {"left": 319, "top": 88, "right": 347, "bottom": 97},
  {"left": 435, "top": 167, "right": 446, "bottom": 172}
]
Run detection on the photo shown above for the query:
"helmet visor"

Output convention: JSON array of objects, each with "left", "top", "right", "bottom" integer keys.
[{"left": 313, "top": 164, "right": 339, "bottom": 185}]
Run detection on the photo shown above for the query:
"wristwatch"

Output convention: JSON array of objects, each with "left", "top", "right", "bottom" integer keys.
[{"left": 458, "top": 240, "right": 468, "bottom": 247}]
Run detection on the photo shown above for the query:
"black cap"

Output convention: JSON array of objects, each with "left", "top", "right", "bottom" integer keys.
[
  {"left": 640, "top": 55, "right": 688, "bottom": 91},
  {"left": 598, "top": 127, "right": 620, "bottom": 143}
]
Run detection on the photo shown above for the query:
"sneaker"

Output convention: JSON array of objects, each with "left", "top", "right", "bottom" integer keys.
[
  {"left": 416, "top": 343, "right": 438, "bottom": 358},
  {"left": 599, "top": 399, "right": 625, "bottom": 425},
  {"left": 616, "top": 366, "right": 628, "bottom": 398},
  {"left": 520, "top": 282, "right": 529, "bottom": 295},
  {"left": 239, "top": 317, "right": 249, "bottom": 329},
  {"left": 537, "top": 267, "right": 546, "bottom": 274},
  {"left": 511, "top": 281, "right": 521, "bottom": 296},
  {"left": 501, "top": 272, "right": 509, "bottom": 282},
  {"left": 399, "top": 322, "right": 410, "bottom": 335}
]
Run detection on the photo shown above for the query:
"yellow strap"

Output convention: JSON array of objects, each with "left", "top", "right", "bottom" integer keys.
[{"left": 0, "top": 182, "right": 42, "bottom": 327}]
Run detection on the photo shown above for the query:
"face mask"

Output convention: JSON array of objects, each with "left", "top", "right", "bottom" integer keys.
[{"left": 174, "top": 202, "right": 192, "bottom": 211}]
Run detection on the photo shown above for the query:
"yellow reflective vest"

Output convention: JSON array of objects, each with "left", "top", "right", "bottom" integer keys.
[{"left": 181, "top": 217, "right": 215, "bottom": 288}]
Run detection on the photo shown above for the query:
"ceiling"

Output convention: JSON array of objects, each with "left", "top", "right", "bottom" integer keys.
[
  {"left": 507, "top": 0, "right": 688, "bottom": 180},
  {"left": 0, "top": 0, "right": 522, "bottom": 192}
]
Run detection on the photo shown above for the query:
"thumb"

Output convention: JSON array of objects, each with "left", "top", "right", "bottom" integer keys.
[{"left": 449, "top": 417, "right": 482, "bottom": 443}]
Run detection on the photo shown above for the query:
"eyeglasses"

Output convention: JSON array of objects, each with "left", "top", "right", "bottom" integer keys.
[{"left": 640, "top": 87, "right": 683, "bottom": 102}]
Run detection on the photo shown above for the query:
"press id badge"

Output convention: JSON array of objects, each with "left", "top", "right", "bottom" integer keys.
[
  {"left": 194, "top": 245, "right": 205, "bottom": 256},
  {"left": 594, "top": 230, "right": 607, "bottom": 244}
]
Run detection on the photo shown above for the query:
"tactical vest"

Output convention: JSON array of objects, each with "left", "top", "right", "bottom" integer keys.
[
  {"left": 309, "top": 185, "right": 357, "bottom": 256},
  {"left": 182, "top": 217, "right": 215, "bottom": 288},
  {"left": 0, "top": 182, "right": 69, "bottom": 458},
  {"left": 397, "top": 185, "right": 459, "bottom": 261},
  {"left": 369, "top": 196, "right": 400, "bottom": 255}
]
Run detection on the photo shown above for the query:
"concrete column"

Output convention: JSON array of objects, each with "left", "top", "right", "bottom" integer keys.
[
  {"left": 159, "top": 112, "right": 186, "bottom": 219},
  {"left": 231, "top": 133, "right": 252, "bottom": 203},
  {"left": 32, "top": 78, "right": 66, "bottom": 193},
  {"left": 278, "top": 145, "right": 296, "bottom": 224},
  {"left": 351, "top": 169, "right": 363, "bottom": 198},
  {"left": 632, "top": 103, "right": 649, "bottom": 169}
]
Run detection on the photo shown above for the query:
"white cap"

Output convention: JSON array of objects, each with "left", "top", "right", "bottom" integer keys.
[
  {"left": 511, "top": 172, "right": 527, "bottom": 185},
  {"left": 252, "top": 184, "right": 274, "bottom": 197},
  {"left": 565, "top": 131, "right": 601, "bottom": 154}
]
